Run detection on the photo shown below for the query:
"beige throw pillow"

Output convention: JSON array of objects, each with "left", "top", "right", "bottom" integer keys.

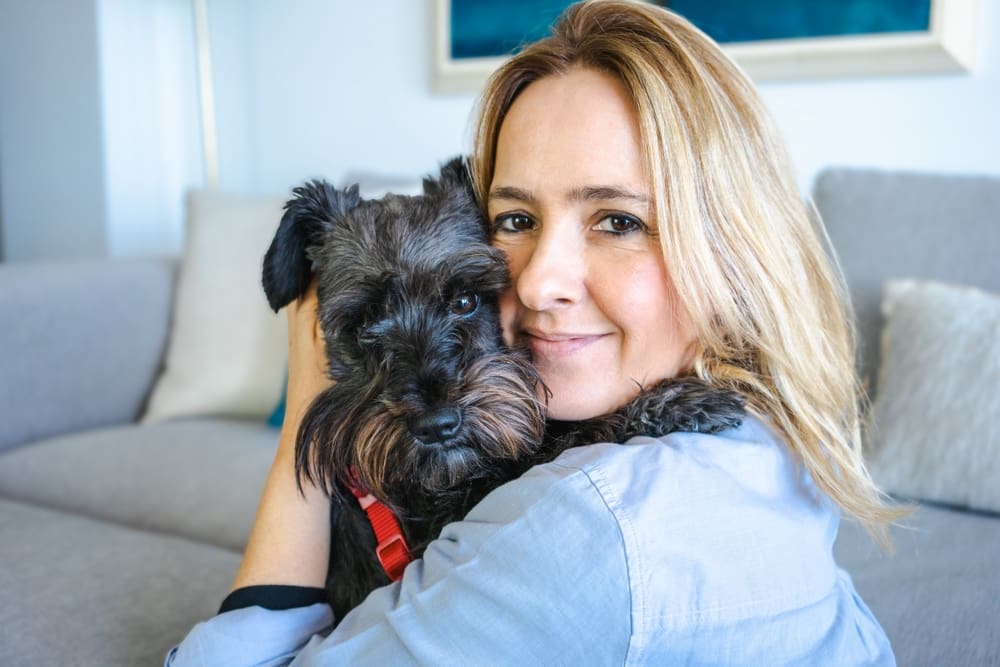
[
  {"left": 143, "top": 189, "right": 288, "bottom": 422},
  {"left": 867, "top": 279, "right": 1000, "bottom": 512}
]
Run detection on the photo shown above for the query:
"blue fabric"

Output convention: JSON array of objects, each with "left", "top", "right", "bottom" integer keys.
[
  {"left": 166, "top": 417, "right": 894, "bottom": 666},
  {"left": 267, "top": 388, "right": 286, "bottom": 429},
  {"left": 267, "top": 369, "right": 287, "bottom": 428}
]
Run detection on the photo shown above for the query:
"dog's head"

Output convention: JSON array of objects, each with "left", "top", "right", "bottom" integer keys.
[{"left": 263, "top": 157, "right": 544, "bottom": 509}]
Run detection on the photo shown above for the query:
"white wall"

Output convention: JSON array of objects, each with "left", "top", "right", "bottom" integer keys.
[
  {"left": 0, "top": 0, "right": 110, "bottom": 261},
  {"left": 209, "top": 0, "right": 476, "bottom": 197},
  {"left": 761, "top": 0, "right": 999, "bottom": 191},
  {"left": 97, "top": 0, "right": 203, "bottom": 259},
  {"left": 1, "top": 0, "right": 997, "bottom": 261},
  {"left": 0, "top": 0, "right": 203, "bottom": 262},
  {"left": 217, "top": 0, "right": 999, "bottom": 197}
]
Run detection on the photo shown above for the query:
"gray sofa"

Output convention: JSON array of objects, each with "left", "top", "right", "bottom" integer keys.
[
  {"left": 0, "top": 261, "right": 279, "bottom": 665},
  {"left": 1, "top": 168, "right": 997, "bottom": 666}
]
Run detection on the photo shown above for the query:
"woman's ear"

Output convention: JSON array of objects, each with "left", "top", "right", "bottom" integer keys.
[{"left": 262, "top": 181, "right": 362, "bottom": 312}]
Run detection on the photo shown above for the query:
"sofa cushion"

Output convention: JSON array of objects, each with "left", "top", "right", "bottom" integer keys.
[
  {"left": 0, "top": 418, "right": 277, "bottom": 552},
  {"left": 0, "top": 498, "right": 238, "bottom": 667},
  {"left": 867, "top": 279, "right": 1000, "bottom": 512},
  {"left": 834, "top": 504, "right": 1000, "bottom": 666},
  {"left": 142, "top": 189, "right": 288, "bottom": 423}
]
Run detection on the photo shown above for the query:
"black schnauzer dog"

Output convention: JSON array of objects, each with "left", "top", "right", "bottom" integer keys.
[{"left": 262, "top": 157, "right": 744, "bottom": 623}]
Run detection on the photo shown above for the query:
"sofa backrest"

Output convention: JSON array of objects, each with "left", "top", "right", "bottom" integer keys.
[
  {"left": 0, "top": 258, "right": 175, "bottom": 452},
  {"left": 812, "top": 168, "right": 1000, "bottom": 397}
]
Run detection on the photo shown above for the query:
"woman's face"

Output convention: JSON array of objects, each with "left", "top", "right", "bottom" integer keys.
[{"left": 488, "top": 67, "right": 697, "bottom": 420}]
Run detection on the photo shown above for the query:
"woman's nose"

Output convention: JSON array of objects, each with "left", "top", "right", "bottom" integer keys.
[{"left": 514, "top": 225, "right": 585, "bottom": 311}]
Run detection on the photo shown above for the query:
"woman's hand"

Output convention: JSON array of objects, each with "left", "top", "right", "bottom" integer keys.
[
  {"left": 282, "top": 279, "right": 333, "bottom": 437},
  {"left": 231, "top": 279, "right": 333, "bottom": 590}
]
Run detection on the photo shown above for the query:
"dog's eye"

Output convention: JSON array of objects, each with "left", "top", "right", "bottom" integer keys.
[{"left": 450, "top": 292, "right": 479, "bottom": 316}]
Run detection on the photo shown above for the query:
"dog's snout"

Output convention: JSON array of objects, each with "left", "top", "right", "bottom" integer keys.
[{"left": 410, "top": 407, "right": 462, "bottom": 444}]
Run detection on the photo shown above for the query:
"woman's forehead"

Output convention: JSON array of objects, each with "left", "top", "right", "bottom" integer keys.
[{"left": 491, "top": 68, "right": 647, "bottom": 200}]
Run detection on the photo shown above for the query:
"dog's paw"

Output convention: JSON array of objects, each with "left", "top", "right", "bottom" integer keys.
[{"left": 627, "top": 378, "right": 745, "bottom": 436}]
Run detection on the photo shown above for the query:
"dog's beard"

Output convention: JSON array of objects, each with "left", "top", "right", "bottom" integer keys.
[{"left": 297, "top": 352, "right": 544, "bottom": 509}]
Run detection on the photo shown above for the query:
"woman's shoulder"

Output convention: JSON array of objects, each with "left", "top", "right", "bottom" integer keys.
[
  {"left": 476, "top": 415, "right": 815, "bottom": 516},
  {"left": 470, "top": 415, "right": 838, "bottom": 582},
  {"left": 542, "top": 414, "right": 815, "bottom": 504},
  {"left": 516, "top": 416, "right": 845, "bottom": 635},
  {"left": 540, "top": 415, "right": 838, "bottom": 562}
]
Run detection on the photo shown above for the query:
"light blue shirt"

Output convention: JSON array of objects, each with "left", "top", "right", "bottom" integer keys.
[{"left": 167, "top": 417, "right": 893, "bottom": 665}]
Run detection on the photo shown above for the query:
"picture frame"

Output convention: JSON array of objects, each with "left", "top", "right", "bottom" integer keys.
[{"left": 431, "top": 0, "right": 979, "bottom": 93}]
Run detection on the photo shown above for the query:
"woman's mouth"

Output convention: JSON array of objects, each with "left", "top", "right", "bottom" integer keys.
[{"left": 521, "top": 330, "right": 608, "bottom": 359}]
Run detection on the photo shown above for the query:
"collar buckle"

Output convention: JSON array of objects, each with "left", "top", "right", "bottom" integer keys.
[{"left": 376, "top": 533, "right": 412, "bottom": 582}]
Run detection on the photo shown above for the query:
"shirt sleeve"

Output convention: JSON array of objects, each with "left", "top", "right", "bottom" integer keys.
[
  {"left": 165, "top": 603, "right": 335, "bottom": 667},
  {"left": 166, "top": 460, "right": 633, "bottom": 667},
  {"left": 219, "top": 586, "right": 328, "bottom": 614}
]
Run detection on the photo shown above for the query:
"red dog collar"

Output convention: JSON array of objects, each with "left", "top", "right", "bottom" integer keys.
[{"left": 349, "top": 484, "right": 413, "bottom": 582}]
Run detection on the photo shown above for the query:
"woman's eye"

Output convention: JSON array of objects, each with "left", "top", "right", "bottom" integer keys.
[
  {"left": 450, "top": 292, "right": 480, "bottom": 316},
  {"left": 594, "top": 213, "right": 644, "bottom": 235},
  {"left": 492, "top": 213, "right": 534, "bottom": 233}
]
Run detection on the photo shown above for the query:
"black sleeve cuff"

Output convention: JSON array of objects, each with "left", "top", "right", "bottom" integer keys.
[{"left": 218, "top": 585, "right": 328, "bottom": 614}]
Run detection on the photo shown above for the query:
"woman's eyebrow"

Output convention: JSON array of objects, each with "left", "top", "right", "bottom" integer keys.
[
  {"left": 567, "top": 185, "right": 649, "bottom": 204},
  {"left": 488, "top": 185, "right": 535, "bottom": 204},
  {"left": 488, "top": 184, "right": 648, "bottom": 205}
]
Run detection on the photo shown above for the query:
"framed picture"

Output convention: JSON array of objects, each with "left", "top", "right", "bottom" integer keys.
[{"left": 431, "top": 0, "right": 979, "bottom": 93}]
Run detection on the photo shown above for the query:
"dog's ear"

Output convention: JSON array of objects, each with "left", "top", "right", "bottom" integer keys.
[
  {"left": 422, "top": 156, "right": 475, "bottom": 201},
  {"left": 262, "top": 180, "right": 361, "bottom": 312}
]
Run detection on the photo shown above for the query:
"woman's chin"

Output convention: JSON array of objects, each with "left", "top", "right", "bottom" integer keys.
[{"left": 543, "top": 389, "right": 624, "bottom": 422}]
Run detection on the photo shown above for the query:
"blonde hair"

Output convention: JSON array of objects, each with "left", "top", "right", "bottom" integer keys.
[{"left": 471, "top": 0, "right": 904, "bottom": 544}]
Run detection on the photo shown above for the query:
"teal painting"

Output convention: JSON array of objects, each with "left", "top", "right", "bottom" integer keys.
[
  {"left": 449, "top": 0, "right": 934, "bottom": 59},
  {"left": 667, "top": 0, "right": 931, "bottom": 43}
]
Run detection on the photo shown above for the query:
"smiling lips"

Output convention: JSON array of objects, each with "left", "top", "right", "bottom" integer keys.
[{"left": 520, "top": 329, "right": 608, "bottom": 359}]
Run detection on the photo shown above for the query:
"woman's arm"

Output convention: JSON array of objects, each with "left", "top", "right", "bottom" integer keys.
[
  {"left": 232, "top": 280, "right": 332, "bottom": 590},
  {"left": 171, "top": 448, "right": 633, "bottom": 666}
]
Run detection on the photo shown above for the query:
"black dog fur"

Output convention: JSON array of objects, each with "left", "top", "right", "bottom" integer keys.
[{"left": 262, "top": 157, "right": 745, "bottom": 623}]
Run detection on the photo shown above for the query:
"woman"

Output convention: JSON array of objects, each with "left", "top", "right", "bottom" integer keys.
[{"left": 169, "top": 1, "right": 899, "bottom": 664}]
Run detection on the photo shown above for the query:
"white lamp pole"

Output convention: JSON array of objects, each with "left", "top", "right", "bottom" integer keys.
[{"left": 192, "top": 0, "right": 219, "bottom": 189}]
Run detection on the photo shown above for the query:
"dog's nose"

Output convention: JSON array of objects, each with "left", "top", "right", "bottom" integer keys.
[{"left": 410, "top": 407, "right": 463, "bottom": 444}]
